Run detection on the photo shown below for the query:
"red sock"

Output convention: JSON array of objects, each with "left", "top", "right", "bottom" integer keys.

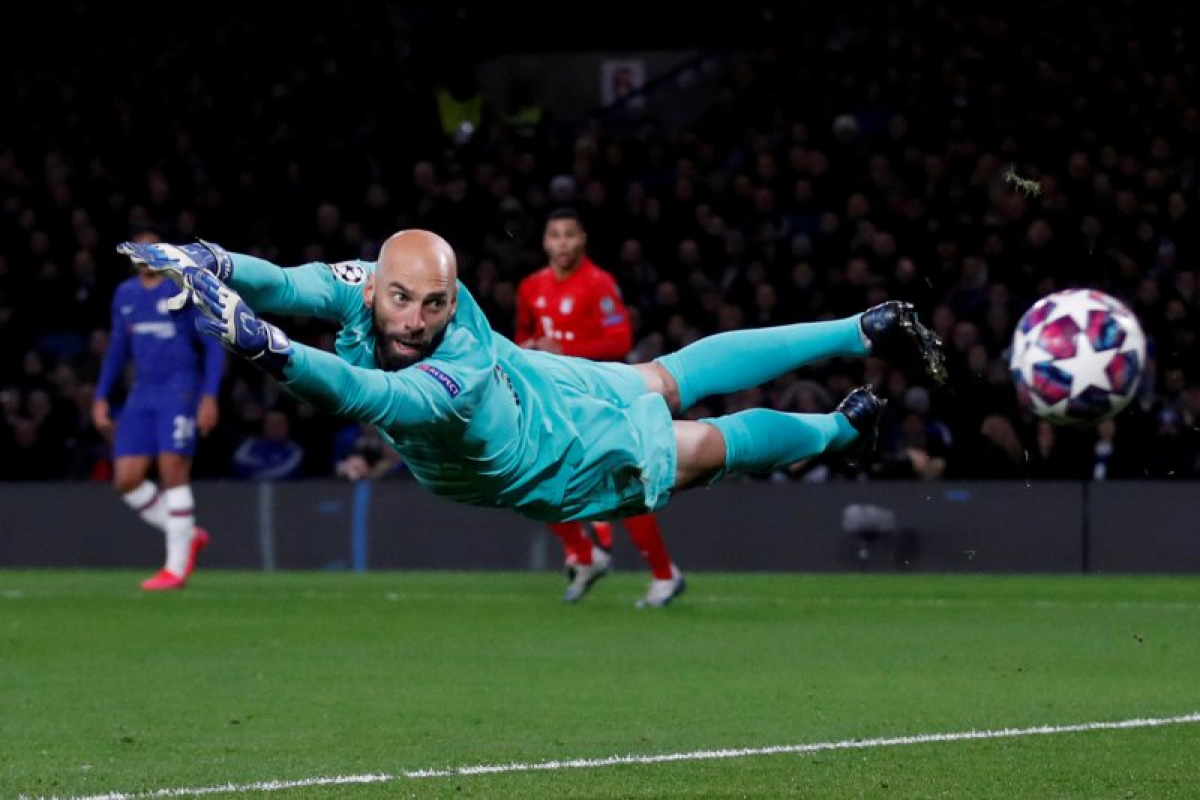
[
  {"left": 549, "top": 522, "right": 593, "bottom": 565},
  {"left": 623, "top": 514, "right": 674, "bottom": 579},
  {"left": 590, "top": 521, "right": 614, "bottom": 550}
]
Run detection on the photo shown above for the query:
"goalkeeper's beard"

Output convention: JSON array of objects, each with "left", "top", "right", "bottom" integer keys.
[{"left": 371, "top": 311, "right": 442, "bottom": 371}]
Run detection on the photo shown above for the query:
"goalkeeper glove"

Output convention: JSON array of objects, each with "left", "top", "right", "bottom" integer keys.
[
  {"left": 115, "top": 239, "right": 234, "bottom": 310},
  {"left": 189, "top": 268, "right": 292, "bottom": 380}
]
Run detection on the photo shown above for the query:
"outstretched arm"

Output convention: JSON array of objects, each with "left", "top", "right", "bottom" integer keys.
[
  {"left": 282, "top": 345, "right": 453, "bottom": 429},
  {"left": 226, "top": 254, "right": 367, "bottom": 320},
  {"left": 116, "top": 240, "right": 365, "bottom": 322},
  {"left": 189, "top": 269, "right": 453, "bottom": 430}
]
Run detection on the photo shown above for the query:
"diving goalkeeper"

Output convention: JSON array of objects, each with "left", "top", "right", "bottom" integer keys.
[{"left": 116, "top": 230, "right": 946, "bottom": 524}]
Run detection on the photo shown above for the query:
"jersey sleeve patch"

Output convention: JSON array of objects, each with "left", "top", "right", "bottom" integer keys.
[
  {"left": 599, "top": 295, "right": 626, "bottom": 326},
  {"left": 416, "top": 364, "right": 462, "bottom": 397},
  {"left": 328, "top": 261, "right": 367, "bottom": 285}
]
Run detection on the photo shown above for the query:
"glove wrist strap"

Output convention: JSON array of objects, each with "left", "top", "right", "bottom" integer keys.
[
  {"left": 250, "top": 322, "right": 293, "bottom": 381},
  {"left": 197, "top": 239, "right": 234, "bottom": 282}
]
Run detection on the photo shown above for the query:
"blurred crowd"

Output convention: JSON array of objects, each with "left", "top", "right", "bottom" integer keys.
[{"left": 2, "top": 2, "right": 1199, "bottom": 483}]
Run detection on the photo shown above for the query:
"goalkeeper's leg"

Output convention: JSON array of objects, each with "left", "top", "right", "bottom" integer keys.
[
  {"left": 645, "top": 302, "right": 944, "bottom": 413},
  {"left": 649, "top": 316, "right": 868, "bottom": 413},
  {"left": 669, "top": 385, "right": 885, "bottom": 489}
]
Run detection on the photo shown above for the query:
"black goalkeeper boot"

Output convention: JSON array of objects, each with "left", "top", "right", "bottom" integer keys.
[
  {"left": 835, "top": 385, "right": 887, "bottom": 467},
  {"left": 860, "top": 301, "right": 948, "bottom": 386}
]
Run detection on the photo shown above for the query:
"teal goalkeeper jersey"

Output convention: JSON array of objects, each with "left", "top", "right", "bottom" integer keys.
[{"left": 226, "top": 254, "right": 676, "bottom": 522}]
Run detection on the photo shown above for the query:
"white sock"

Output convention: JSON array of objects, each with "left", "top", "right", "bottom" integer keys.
[
  {"left": 122, "top": 480, "right": 167, "bottom": 531},
  {"left": 163, "top": 485, "right": 196, "bottom": 576}
]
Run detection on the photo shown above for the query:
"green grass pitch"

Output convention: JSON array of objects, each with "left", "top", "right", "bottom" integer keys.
[{"left": 2, "top": 570, "right": 1199, "bottom": 798}]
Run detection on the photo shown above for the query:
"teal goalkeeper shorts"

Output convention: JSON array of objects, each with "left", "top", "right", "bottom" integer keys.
[{"left": 527, "top": 354, "right": 677, "bottom": 522}]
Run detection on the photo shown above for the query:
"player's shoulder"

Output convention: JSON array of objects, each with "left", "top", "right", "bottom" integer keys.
[
  {"left": 111, "top": 276, "right": 146, "bottom": 302},
  {"left": 519, "top": 266, "right": 555, "bottom": 287},
  {"left": 582, "top": 264, "right": 622, "bottom": 297},
  {"left": 419, "top": 312, "right": 496, "bottom": 389},
  {"left": 398, "top": 345, "right": 498, "bottom": 415},
  {"left": 114, "top": 275, "right": 142, "bottom": 293},
  {"left": 581, "top": 259, "right": 619, "bottom": 284},
  {"left": 407, "top": 359, "right": 471, "bottom": 403},
  {"left": 320, "top": 259, "right": 375, "bottom": 286}
]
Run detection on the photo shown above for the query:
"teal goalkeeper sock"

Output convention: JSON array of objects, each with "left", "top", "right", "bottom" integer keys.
[
  {"left": 704, "top": 409, "right": 858, "bottom": 482},
  {"left": 655, "top": 317, "right": 867, "bottom": 411}
]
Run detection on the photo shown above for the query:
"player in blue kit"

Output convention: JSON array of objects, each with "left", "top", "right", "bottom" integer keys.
[
  {"left": 94, "top": 231, "right": 226, "bottom": 591},
  {"left": 116, "top": 230, "right": 945, "bottom": 527}
]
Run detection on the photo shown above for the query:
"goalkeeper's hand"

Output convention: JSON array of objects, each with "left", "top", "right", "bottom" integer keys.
[
  {"left": 189, "top": 268, "right": 292, "bottom": 379},
  {"left": 114, "top": 239, "right": 234, "bottom": 310}
]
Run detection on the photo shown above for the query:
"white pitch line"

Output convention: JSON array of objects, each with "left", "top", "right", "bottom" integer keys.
[{"left": 34, "top": 712, "right": 1200, "bottom": 800}]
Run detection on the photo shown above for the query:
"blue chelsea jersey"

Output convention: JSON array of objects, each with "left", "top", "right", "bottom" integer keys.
[{"left": 96, "top": 275, "right": 225, "bottom": 402}]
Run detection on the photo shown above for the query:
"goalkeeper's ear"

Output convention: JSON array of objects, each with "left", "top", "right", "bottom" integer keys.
[{"left": 362, "top": 273, "right": 376, "bottom": 310}]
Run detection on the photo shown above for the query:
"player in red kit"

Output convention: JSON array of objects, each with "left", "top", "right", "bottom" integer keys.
[{"left": 516, "top": 207, "right": 686, "bottom": 608}]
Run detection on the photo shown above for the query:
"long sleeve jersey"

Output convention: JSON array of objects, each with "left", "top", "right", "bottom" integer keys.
[{"left": 224, "top": 254, "right": 674, "bottom": 523}]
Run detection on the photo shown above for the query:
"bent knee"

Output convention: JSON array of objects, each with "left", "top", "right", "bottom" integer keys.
[
  {"left": 156, "top": 453, "right": 193, "bottom": 487},
  {"left": 673, "top": 420, "right": 726, "bottom": 490},
  {"left": 635, "top": 362, "right": 682, "bottom": 413},
  {"left": 112, "top": 457, "right": 150, "bottom": 493}
]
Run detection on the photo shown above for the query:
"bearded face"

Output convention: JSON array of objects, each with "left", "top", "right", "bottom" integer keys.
[
  {"left": 365, "top": 229, "right": 460, "bottom": 371},
  {"left": 365, "top": 276, "right": 456, "bottom": 371}
]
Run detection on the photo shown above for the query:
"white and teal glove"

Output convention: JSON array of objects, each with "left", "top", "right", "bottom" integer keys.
[
  {"left": 115, "top": 239, "right": 234, "bottom": 310},
  {"left": 188, "top": 268, "right": 292, "bottom": 379}
]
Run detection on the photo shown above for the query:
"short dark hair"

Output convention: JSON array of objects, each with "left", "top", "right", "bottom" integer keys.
[{"left": 547, "top": 206, "right": 583, "bottom": 227}]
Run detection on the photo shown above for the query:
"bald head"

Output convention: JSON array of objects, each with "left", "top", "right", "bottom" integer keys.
[
  {"left": 366, "top": 230, "right": 460, "bottom": 370},
  {"left": 378, "top": 229, "right": 459, "bottom": 284}
]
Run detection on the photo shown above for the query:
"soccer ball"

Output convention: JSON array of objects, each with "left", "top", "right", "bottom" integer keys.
[{"left": 1008, "top": 288, "right": 1147, "bottom": 426}]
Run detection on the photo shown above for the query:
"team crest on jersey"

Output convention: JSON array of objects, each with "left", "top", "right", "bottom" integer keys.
[
  {"left": 559, "top": 297, "right": 574, "bottom": 315},
  {"left": 329, "top": 261, "right": 367, "bottom": 285}
]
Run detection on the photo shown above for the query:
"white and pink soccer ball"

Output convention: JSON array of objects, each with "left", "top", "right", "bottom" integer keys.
[{"left": 1008, "top": 288, "right": 1147, "bottom": 426}]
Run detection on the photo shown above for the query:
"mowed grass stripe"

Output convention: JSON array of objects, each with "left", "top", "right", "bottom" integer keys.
[
  {"left": 3, "top": 571, "right": 1199, "bottom": 798},
  {"left": 42, "top": 712, "right": 1200, "bottom": 800}
]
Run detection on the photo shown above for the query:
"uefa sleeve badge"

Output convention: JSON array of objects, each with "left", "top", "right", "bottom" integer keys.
[{"left": 329, "top": 261, "right": 367, "bottom": 285}]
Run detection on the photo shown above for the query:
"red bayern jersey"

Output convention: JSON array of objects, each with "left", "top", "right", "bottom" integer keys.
[{"left": 515, "top": 257, "right": 633, "bottom": 360}]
